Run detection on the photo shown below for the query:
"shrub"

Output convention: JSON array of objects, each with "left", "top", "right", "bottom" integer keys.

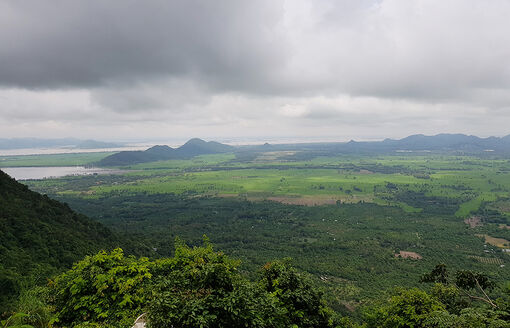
[{"left": 48, "top": 249, "right": 152, "bottom": 327}]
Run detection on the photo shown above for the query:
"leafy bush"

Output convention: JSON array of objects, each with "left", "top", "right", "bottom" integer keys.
[
  {"left": 147, "top": 238, "right": 284, "bottom": 327},
  {"left": 49, "top": 249, "right": 152, "bottom": 327},
  {"left": 259, "top": 260, "right": 336, "bottom": 328},
  {"left": 47, "top": 238, "right": 342, "bottom": 327},
  {"left": 366, "top": 288, "right": 445, "bottom": 327}
]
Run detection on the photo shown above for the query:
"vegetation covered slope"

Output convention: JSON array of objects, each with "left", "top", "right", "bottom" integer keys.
[
  {"left": 98, "top": 138, "right": 234, "bottom": 166},
  {"left": 0, "top": 169, "right": 118, "bottom": 312}
]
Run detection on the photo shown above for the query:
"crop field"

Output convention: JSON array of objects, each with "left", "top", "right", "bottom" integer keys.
[
  {"left": 468, "top": 256, "right": 504, "bottom": 265},
  {"left": 17, "top": 151, "right": 510, "bottom": 220},
  {"left": 477, "top": 234, "right": 510, "bottom": 248}
]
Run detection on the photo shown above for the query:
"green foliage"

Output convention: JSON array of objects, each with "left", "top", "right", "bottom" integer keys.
[
  {"left": 18, "top": 153, "right": 510, "bottom": 311},
  {"left": 429, "top": 283, "right": 468, "bottom": 315},
  {"left": 147, "top": 238, "right": 284, "bottom": 328},
  {"left": 49, "top": 249, "right": 152, "bottom": 327},
  {"left": 455, "top": 270, "right": 495, "bottom": 292},
  {"left": 259, "top": 260, "right": 336, "bottom": 328},
  {"left": 420, "top": 264, "right": 449, "bottom": 284},
  {"left": 54, "top": 191, "right": 510, "bottom": 312},
  {"left": 421, "top": 264, "right": 499, "bottom": 309},
  {"left": 1, "top": 313, "right": 34, "bottom": 328},
  {"left": 47, "top": 239, "right": 342, "bottom": 328},
  {"left": 366, "top": 288, "right": 445, "bottom": 327},
  {"left": 424, "top": 308, "right": 510, "bottom": 328},
  {"left": 14, "top": 287, "right": 53, "bottom": 328},
  {"left": 0, "top": 170, "right": 118, "bottom": 313}
]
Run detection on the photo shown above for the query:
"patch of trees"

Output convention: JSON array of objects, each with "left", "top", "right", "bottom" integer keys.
[{"left": 46, "top": 240, "right": 341, "bottom": 328}]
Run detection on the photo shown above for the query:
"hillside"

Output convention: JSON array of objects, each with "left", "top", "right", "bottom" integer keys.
[
  {"left": 98, "top": 138, "right": 235, "bottom": 166},
  {"left": 0, "top": 170, "right": 119, "bottom": 311},
  {"left": 177, "top": 138, "right": 234, "bottom": 156}
]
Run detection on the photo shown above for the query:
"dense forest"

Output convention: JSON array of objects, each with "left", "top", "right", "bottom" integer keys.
[{"left": 0, "top": 170, "right": 122, "bottom": 311}]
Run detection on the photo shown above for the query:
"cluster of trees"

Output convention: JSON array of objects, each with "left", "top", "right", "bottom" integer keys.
[
  {"left": 3, "top": 241, "right": 510, "bottom": 328},
  {"left": 365, "top": 264, "right": 510, "bottom": 327}
]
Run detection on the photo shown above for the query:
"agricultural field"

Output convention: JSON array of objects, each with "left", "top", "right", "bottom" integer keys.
[
  {"left": 19, "top": 151, "right": 510, "bottom": 219},
  {"left": 6, "top": 149, "right": 510, "bottom": 312}
]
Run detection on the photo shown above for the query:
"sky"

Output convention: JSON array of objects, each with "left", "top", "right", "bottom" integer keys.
[{"left": 1, "top": 0, "right": 510, "bottom": 142}]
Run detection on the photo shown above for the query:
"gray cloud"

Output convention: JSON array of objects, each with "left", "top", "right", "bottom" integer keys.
[
  {"left": 0, "top": 0, "right": 287, "bottom": 90},
  {"left": 1, "top": 0, "right": 510, "bottom": 140}
]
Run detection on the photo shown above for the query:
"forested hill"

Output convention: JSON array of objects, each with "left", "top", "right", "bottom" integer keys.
[
  {"left": 98, "top": 138, "right": 235, "bottom": 166},
  {"left": 0, "top": 170, "right": 118, "bottom": 311}
]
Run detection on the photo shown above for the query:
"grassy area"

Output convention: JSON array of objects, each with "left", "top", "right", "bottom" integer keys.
[
  {"left": 128, "top": 153, "right": 236, "bottom": 170},
  {"left": 0, "top": 152, "right": 114, "bottom": 167}
]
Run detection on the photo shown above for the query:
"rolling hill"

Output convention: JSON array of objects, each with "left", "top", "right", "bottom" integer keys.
[{"left": 98, "top": 138, "right": 235, "bottom": 166}]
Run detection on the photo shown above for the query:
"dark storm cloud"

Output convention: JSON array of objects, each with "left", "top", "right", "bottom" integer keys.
[
  {"left": 0, "top": 0, "right": 287, "bottom": 89},
  {"left": 2, "top": 0, "right": 510, "bottom": 103}
]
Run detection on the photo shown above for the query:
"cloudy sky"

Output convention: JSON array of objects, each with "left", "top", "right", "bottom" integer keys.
[{"left": 1, "top": 0, "right": 510, "bottom": 142}]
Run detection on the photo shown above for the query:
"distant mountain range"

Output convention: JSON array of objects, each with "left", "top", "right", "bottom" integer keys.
[
  {"left": 98, "top": 134, "right": 510, "bottom": 167},
  {"left": 243, "top": 133, "right": 510, "bottom": 154},
  {"left": 336, "top": 133, "right": 510, "bottom": 153},
  {"left": 0, "top": 138, "right": 122, "bottom": 149},
  {"left": 98, "top": 138, "right": 235, "bottom": 166},
  {"left": 4, "top": 133, "right": 510, "bottom": 162}
]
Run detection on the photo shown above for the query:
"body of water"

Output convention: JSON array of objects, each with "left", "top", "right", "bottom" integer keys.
[{"left": 2, "top": 166, "right": 126, "bottom": 180}]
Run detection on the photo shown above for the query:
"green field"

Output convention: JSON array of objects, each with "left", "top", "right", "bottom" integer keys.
[
  {"left": 20, "top": 152, "right": 510, "bottom": 219},
  {"left": 0, "top": 151, "right": 113, "bottom": 167},
  {"left": 7, "top": 149, "right": 510, "bottom": 315}
]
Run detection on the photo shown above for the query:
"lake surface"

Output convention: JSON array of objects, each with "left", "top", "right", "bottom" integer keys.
[{"left": 2, "top": 166, "right": 126, "bottom": 180}]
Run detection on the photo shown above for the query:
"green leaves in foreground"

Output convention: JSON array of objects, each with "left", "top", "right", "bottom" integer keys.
[
  {"left": 1, "top": 313, "right": 33, "bottom": 328},
  {"left": 45, "top": 242, "right": 510, "bottom": 328},
  {"left": 146, "top": 239, "right": 283, "bottom": 328},
  {"left": 48, "top": 238, "right": 339, "bottom": 328},
  {"left": 366, "top": 288, "right": 445, "bottom": 327},
  {"left": 49, "top": 249, "right": 152, "bottom": 327}
]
